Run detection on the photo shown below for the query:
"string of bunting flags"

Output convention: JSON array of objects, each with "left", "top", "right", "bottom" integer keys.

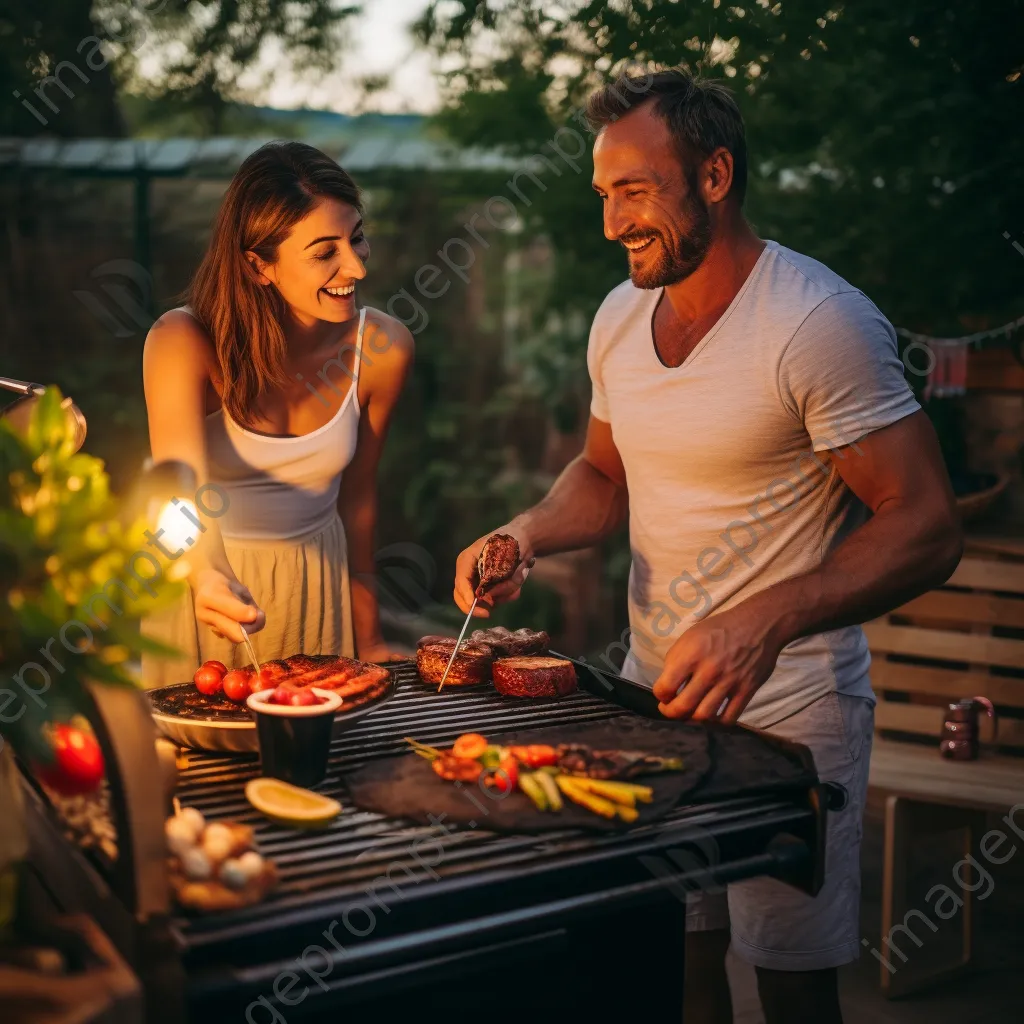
[{"left": 896, "top": 314, "right": 1024, "bottom": 399}]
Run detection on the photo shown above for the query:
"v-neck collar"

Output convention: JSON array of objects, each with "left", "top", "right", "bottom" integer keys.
[{"left": 647, "top": 241, "right": 775, "bottom": 371}]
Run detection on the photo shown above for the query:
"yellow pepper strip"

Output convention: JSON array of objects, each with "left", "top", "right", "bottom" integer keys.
[
  {"left": 571, "top": 779, "right": 654, "bottom": 806},
  {"left": 555, "top": 776, "right": 618, "bottom": 819}
]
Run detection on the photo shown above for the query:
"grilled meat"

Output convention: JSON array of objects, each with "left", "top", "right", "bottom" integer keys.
[
  {"left": 416, "top": 641, "right": 493, "bottom": 687},
  {"left": 475, "top": 533, "right": 520, "bottom": 594},
  {"left": 468, "top": 626, "right": 550, "bottom": 657},
  {"left": 555, "top": 743, "right": 684, "bottom": 780},
  {"left": 492, "top": 656, "right": 577, "bottom": 698},
  {"left": 431, "top": 754, "right": 484, "bottom": 783}
]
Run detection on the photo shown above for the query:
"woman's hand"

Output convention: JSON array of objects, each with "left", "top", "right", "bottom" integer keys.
[
  {"left": 454, "top": 523, "right": 536, "bottom": 618},
  {"left": 192, "top": 569, "right": 266, "bottom": 642}
]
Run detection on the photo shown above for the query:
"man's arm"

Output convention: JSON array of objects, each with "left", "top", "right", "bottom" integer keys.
[
  {"left": 764, "top": 409, "right": 963, "bottom": 641},
  {"left": 654, "top": 410, "right": 963, "bottom": 721},
  {"left": 453, "top": 414, "right": 629, "bottom": 615}
]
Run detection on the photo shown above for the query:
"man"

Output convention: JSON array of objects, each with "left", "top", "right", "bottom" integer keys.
[{"left": 454, "top": 69, "right": 963, "bottom": 1022}]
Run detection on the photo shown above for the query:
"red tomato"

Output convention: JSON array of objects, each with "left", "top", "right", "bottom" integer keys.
[
  {"left": 222, "top": 670, "right": 251, "bottom": 702},
  {"left": 194, "top": 665, "right": 224, "bottom": 696},
  {"left": 490, "top": 754, "right": 519, "bottom": 795},
  {"left": 452, "top": 733, "right": 488, "bottom": 759},
  {"left": 202, "top": 660, "right": 227, "bottom": 676},
  {"left": 34, "top": 724, "right": 105, "bottom": 796},
  {"left": 289, "top": 689, "right": 318, "bottom": 707}
]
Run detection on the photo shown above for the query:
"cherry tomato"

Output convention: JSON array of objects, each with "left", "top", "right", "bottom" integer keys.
[
  {"left": 289, "top": 689, "right": 318, "bottom": 707},
  {"left": 270, "top": 684, "right": 296, "bottom": 705},
  {"left": 194, "top": 665, "right": 224, "bottom": 696},
  {"left": 222, "top": 670, "right": 251, "bottom": 702},
  {"left": 452, "top": 733, "right": 488, "bottom": 759},
  {"left": 202, "top": 660, "right": 227, "bottom": 676},
  {"left": 34, "top": 724, "right": 105, "bottom": 796}
]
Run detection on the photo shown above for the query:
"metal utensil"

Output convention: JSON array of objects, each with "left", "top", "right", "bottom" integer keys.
[
  {"left": 438, "top": 596, "right": 478, "bottom": 691},
  {"left": 239, "top": 623, "right": 262, "bottom": 677}
]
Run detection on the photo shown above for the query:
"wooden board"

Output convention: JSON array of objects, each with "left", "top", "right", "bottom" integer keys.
[
  {"left": 869, "top": 738, "right": 1024, "bottom": 811},
  {"left": 866, "top": 555, "right": 1024, "bottom": 755}
]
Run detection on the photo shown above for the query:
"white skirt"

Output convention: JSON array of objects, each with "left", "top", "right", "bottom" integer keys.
[{"left": 141, "top": 515, "right": 354, "bottom": 688}]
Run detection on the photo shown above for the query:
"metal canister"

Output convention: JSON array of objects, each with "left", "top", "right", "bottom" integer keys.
[{"left": 939, "top": 696, "right": 995, "bottom": 760}]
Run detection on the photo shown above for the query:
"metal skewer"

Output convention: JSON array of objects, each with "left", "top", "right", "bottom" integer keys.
[
  {"left": 240, "top": 622, "right": 262, "bottom": 677},
  {"left": 438, "top": 596, "right": 478, "bottom": 691}
]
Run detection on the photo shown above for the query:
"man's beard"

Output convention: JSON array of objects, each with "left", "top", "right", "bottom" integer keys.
[{"left": 623, "top": 195, "right": 712, "bottom": 290}]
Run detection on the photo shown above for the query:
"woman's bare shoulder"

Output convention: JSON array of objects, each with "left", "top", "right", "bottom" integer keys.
[
  {"left": 144, "top": 306, "right": 217, "bottom": 377},
  {"left": 362, "top": 306, "right": 415, "bottom": 365}
]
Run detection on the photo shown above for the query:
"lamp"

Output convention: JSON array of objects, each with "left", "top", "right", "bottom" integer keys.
[
  {"left": 0, "top": 376, "right": 88, "bottom": 453},
  {"left": 127, "top": 458, "right": 203, "bottom": 567}
]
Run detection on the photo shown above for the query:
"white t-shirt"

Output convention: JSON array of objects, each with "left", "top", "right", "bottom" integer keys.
[{"left": 588, "top": 240, "right": 921, "bottom": 728}]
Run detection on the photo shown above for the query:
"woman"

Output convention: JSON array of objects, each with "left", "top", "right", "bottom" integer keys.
[{"left": 142, "top": 141, "right": 413, "bottom": 685}]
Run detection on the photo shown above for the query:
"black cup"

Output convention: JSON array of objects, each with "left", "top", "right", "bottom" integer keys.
[{"left": 247, "top": 688, "right": 341, "bottom": 788}]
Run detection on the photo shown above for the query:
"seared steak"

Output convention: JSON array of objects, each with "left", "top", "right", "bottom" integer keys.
[
  {"left": 468, "top": 626, "right": 549, "bottom": 657},
  {"left": 492, "top": 656, "right": 577, "bottom": 698},
  {"left": 416, "top": 641, "right": 493, "bottom": 687},
  {"left": 476, "top": 533, "right": 520, "bottom": 594}
]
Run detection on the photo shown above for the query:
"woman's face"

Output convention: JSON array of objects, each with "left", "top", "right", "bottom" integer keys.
[{"left": 253, "top": 197, "right": 369, "bottom": 325}]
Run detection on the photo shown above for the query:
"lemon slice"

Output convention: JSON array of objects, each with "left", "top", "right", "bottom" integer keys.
[{"left": 245, "top": 778, "right": 342, "bottom": 828}]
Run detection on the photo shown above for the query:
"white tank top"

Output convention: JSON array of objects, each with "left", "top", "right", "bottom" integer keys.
[{"left": 202, "top": 308, "right": 366, "bottom": 541}]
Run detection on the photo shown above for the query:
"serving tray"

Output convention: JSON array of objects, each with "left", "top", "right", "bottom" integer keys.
[{"left": 147, "top": 669, "right": 397, "bottom": 753}]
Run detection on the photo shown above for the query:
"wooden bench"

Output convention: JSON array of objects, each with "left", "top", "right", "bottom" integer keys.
[{"left": 865, "top": 551, "right": 1024, "bottom": 997}]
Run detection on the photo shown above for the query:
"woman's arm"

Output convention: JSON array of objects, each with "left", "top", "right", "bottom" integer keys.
[
  {"left": 142, "top": 311, "right": 265, "bottom": 640},
  {"left": 337, "top": 311, "right": 415, "bottom": 661}
]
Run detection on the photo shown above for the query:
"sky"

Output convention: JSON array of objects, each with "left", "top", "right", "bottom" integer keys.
[{"left": 254, "top": 0, "right": 439, "bottom": 114}]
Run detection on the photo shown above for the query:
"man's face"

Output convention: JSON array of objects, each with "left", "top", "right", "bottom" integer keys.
[{"left": 592, "top": 102, "right": 712, "bottom": 289}]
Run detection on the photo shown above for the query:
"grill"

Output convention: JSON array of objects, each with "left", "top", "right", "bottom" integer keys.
[{"left": 21, "top": 659, "right": 828, "bottom": 1024}]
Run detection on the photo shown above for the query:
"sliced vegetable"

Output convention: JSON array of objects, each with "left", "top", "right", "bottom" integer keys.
[
  {"left": 487, "top": 754, "right": 519, "bottom": 794},
  {"left": 518, "top": 772, "right": 548, "bottom": 811},
  {"left": 508, "top": 744, "right": 558, "bottom": 768},
  {"left": 614, "top": 804, "right": 639, "bottom": 823},
  {"left": 452, "top": 733, "right": 488, "bottom": 759},
  {"left": 533, "top": 770, "right": 563, "bottom": 811},
  {"left": 555, "top": 776, "right": 617, "bottom": 819},
  {"left": 479, "top": 745, "right": 504, "bottom": 769},
  {"left": 403, "top": 737, "right": 444, "bottom": 761},
  {"left": 571, "top": 779, "right": 653, "bottom": 806}
]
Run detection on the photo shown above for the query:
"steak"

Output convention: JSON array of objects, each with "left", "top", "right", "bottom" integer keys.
[
  {"left": 468, "top": 626, "right": 549, "bottom": 658},
  {"left": 492, "top": 656, "right": 577, "bottom": 698},
  {"left": 416, "top": 641, "right": 493, "bottom": 687},
  {"left": 476, "top": 533, "right": 520, "bottom": 594}
]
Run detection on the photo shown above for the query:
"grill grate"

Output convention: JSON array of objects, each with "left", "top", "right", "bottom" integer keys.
[{"left": 172, "top": 662, "right": 811, "bottom": 950}]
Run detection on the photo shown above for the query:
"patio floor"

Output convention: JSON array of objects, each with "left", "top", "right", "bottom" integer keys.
[{"left": 727, "top": 799, "right": 1023, "bottom": 1024}]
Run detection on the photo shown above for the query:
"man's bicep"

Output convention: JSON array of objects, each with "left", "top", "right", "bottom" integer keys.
[
  {"left": 583, "top": 414, "right": 627, "bottom": 488},
  {"left": 828, "top": 410, "right": 956, "bottom": 515}
]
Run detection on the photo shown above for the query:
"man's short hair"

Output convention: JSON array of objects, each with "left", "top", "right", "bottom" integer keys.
[{"left": 585, "top": 68, "right": 748, "bottom": 205}]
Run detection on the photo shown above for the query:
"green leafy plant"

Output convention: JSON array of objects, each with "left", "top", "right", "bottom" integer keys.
[{"left": 0, "top": 388, "right": 184, "bottom": 762}]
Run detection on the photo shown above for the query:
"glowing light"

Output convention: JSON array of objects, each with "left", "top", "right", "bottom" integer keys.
[{"left": 156, "top": 499, "right": 201, "bottom": 551}]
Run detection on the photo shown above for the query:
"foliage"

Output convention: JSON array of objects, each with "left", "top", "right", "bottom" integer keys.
[
  {"left": 1, "top": 0, "right": 361, "bottom": 137},
  {"left": 419, "top": 0, "right": 1024, "bottom": 422},
  {"left": 0, "top": 389, "right": 185, "bottom": 761}
]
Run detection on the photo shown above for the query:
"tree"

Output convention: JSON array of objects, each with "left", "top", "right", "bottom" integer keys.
[
  {"left": 1, "top": 0, "right": 360, "bottom": 137},
  {"left": 419, "top": 0, "right": 1024, "bottom": 394}
]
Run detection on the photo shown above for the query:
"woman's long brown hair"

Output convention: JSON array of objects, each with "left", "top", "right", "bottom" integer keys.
[{"left": 188, "top": 142, "right": 362, "bottom": 428}]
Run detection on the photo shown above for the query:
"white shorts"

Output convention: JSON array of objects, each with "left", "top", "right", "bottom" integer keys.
[{"left": 686, "top": 689, "right": 875, "bottom": 971}]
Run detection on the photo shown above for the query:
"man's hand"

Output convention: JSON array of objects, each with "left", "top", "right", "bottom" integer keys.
[
  {"left": 652, "top": 598, "right": 785, "bottom": 723},
  {"left": 454, "top": 523, "right": 535, "bottom": 618}
]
